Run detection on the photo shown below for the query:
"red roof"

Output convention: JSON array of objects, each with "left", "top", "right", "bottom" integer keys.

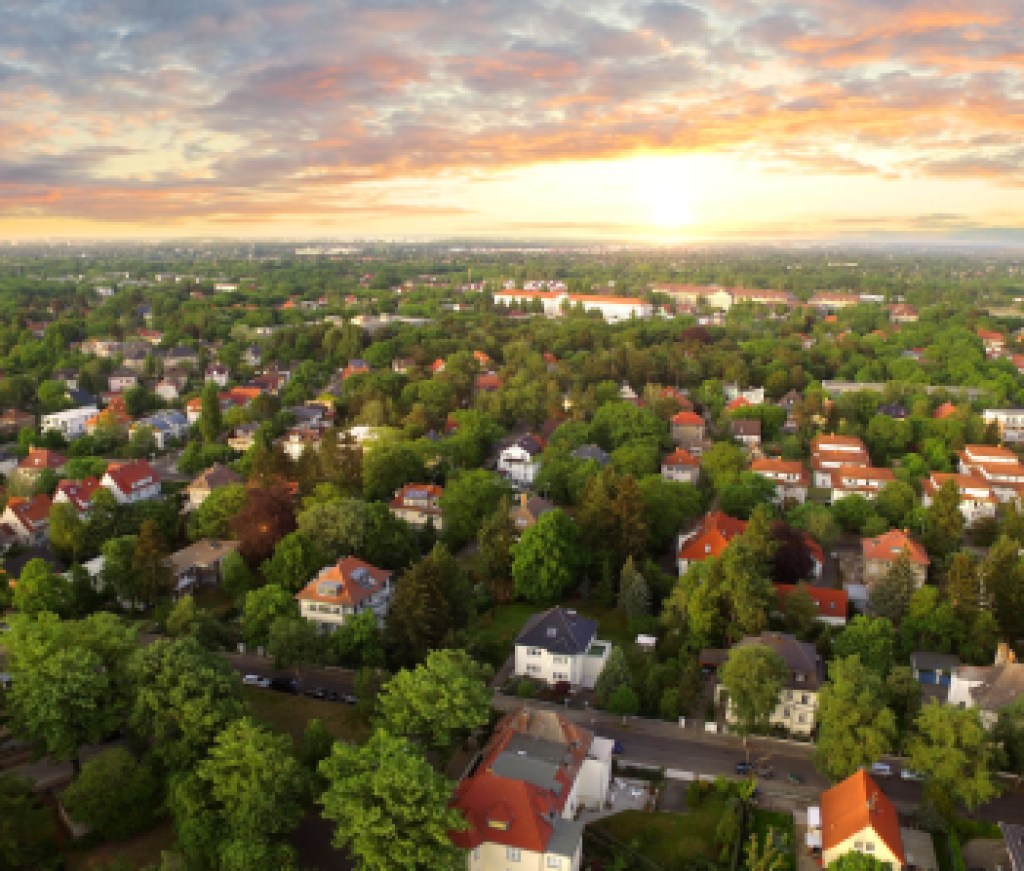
[
  {"left": 933, "top": 402, "right": 958, "bottom": 420},
  {"left": 663, "top": 448, "right": 699, "bottom": 468},
  {"left": 820, "top": 769, "right": 904, "bottom": 864},
  {"left": 6, "top": 493, "right": 53, "bottom": 527},
  {"left": 775, "top": 584, "right": 847, "bottom": 619},
  {"left": 861, "top": 529, "right": 930, "bottom": 566},
  {"left": 811, "top": 434, "right": 867, "bottom": 452},
  {"left": 726, "top": 396, "right": 752, "bottom": 411},
  {"left": 678, "top": 511, "right": 747, "bottom": 563},
  {"left": 19, "top": 447, "right": 67, "bottom": 471},
  {"left": 54, "top": 477, "right": 101, "bottom": 513},
  {"left": 103, "top": 460, "right": 160, "bottom": 496},
  {"left": 672, "top": 410, "right": 704, "bottom": 427},
  {"left": 474, "top": 373, "right": 503, "bottom": 392},
  {"left": 296, "top": 556, "right": 391, "bottom": 608}
]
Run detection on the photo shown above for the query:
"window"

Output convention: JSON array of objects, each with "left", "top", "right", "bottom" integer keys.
[
  {"left": 795, "top": 672, "right": 806, "bottom": 683},
  {"left": 528, "top": 647, "right": 543, "bottom": 657},
  {"left": 552, "top": 656, "right": 568, "bottom": 665},
  {"left": 801, "top": 694, "right": 810, "bottom": 704},
  {"left": 526, "top": 665, "right": 541, "bottom": 675},
  {"left": 864, "top": 842, "right": 875, "bottom": 853},
  {"left": 553, "top": 672, "right": 567, "bottom": 681},
  {"left": 547, "top": 856, "right": 561, "bottom": 868},
  {"left": 507, "top": 847, "right": 521, "bottom": 862}
]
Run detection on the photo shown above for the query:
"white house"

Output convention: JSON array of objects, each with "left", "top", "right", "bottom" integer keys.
[
  {"left": 296, "top": 557, "right": 393, "bottom": 632},
  {"left": 921, "top": 472, "right": 997, "bottom": 525},
  {"left": 205, "top": 364, "right": 230, "bottom": 387},
  {"left": 983, "top": 409, "right": 1024, "bottom": 444},
  {"left": 661, "top": 448, "right": 700, "bottom": 484},
  {"left": 513, "top": 606, "right": 610, "bottom": 690},
  {"left": 41, "top": 406, "right": 99, "bottom": 440},
  {"left": 751, "top": 458, "right": 809, "bottom": 504},
  {"left": 497, "top": 435, "right": 544, "bottom": 487},
  {"left": 1, "top": 494, "right": 52, "bottom": 545},
  {"left": 101, "top": 460, "right": 161, "bottom": 504},
  {"left": 811, "top": 434, "right": 870, "bottom": 488},
  {"left": 130, "top": 409, "right": 189, "bottom": 449}
]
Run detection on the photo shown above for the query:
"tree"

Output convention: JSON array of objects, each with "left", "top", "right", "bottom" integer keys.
[
  {"left": 199, "top": 381, "right": 223, "bottom": 443},
  {"left": 221, "top": 549, "right": 256, "bottom": 601},
  {"left": 268, "top": 615, "right": 322, "bottom": 673},
  {"left": 979, "top": 534, "right": 1024, "bottom": 640},
  {"left": 128, "top": 636, "right": 246, "bottom": 772},
  {"left": 719, "top": 472, "right": 777, "bottom": 520},
  {"left": 617, "top": 557, "right": 651, "bottom": 619},
  {"left": 295, "top": 496, "right": 367, "bottom": 560},
  {"left": 700, "top": 441, "right": 746, "bottom": 490},
  {"left": 782, "top": 583, "right": 819, "bottom": 639},
  {"left": 12, "top": 558, "right": 68, "bottom": 616},
  {"left": 908, "top": 701, "right": 1000, "bottom": 813},
  {"left": 230, "top": 483, "right": 297, "bottom": 566},
  {"left": 48, "top": 501, "right": 87, "bottom": 563},
  {"left": 946, "top": 550, "right": 981, "bottom": 619},
  {"left": 242, "top": 583, "right": 296, "bottom": 648},
  {"left": 362, "top": 441, "right": 425, "bottom": 501},
  {"left": 61, "top": 747, "right": 159, "bottom": 840},
  {"left": 829, "top": 855, "right": 891, "bottom": 870},
  {"left": 101, "top": 533, "right": 140, "bottom": 607},
  {"left": 171, "top": 718, "right": 307, "bottom": 871},
  {"left": 132, "top": 518, "right": 174, "bottom": 607},
  {"left": 0, "top": 775, "right": 60, "bottom": 871},
  {"left": 868, "top": 553, "right": 917, "bottom": 624},
  {"left": 376, "top": 649, "right": 491, "bottom": 749},
  {"left": 924, "top": 478, "right": 965, "bottom": 564},
  {"left": 439, "top": 469, "right": 509, "bottom": 551},
  {"left": 769, "top": 522, "right": 814, "bottom": 584},
  {"left": 360, "top": 501, "right": 420, "bottom": 571},
  {"left": 329, "top": 608, "right": 384, "bottom": 668},
  {"left": 885, "top": 665, "right": 922, "bottom": 742},
  {"left": 637, "top": 475, "right": 704, "bottom": 553},
  {"left": 318, "top": 729, "right": 467, "bottom": 871},
  {"left": 608, "top": 684, "right": 640, "bottom": 716},
  {"left": 260, "top": 531, "right": 325, "bottom": 593},
  {"left": 188, "top": 483, "right": 247, "bottom": 540},
  {"left": 814, "top": 656, "right": 897, "bottom": 781},
  {"left": 744, "top": 826, "right": 791, "bottom": 871},
  {"left": 474, "top": 498, "right": 517, "bottom": 603},
  {"left": 127, "top": 424, "right": 158, "bottom": 459},
  {"left": 577, "top": 468, "right": 648, "bottom": 576},
  {"left": 720, "top": 643, "right": 787, "bottom": 735},
  {"left": 993, "top": 697, "right": 1024, "bottom": 778},
  {"left": 875, "top": 480, "right": 917, "bottom": 528},
  {"left": 594, "top": 646, "right": 633, "bottom": 707},
  {"left": 833, "top": 615, "right": 896, "bottom": 679},
  {"left": 511, "top": 508, "right": 582, "bottom": 603}
]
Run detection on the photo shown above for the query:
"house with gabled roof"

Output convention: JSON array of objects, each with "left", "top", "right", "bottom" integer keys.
[
  {"left": 677, "top": 511, "right": 747, "bottom": 575},
  {"left": 808, "top": 769, "right": 906, "bottom": 868},
  {"left": 0, "top": 408, "right": 34, "bottom": 435},
  {"left": 296, "top": 556, "right": 393, "bottom": 632},
  {"left": 671, "top": 410, "right": 705, "bottom": 454},
  {"left": 389, "top": 483, "right": 444, "bottom": 530},
  {"left": 948, "top": 644, "right": 1024, "bottom": 728},
  {"left": 775, "top": 584, "right": 848, "bottom": 627},
  {"left": 661, "top": 447, "right": 700, "bottom": 484},
  {"left": 1, "top": 494, "right": 53, "bottom": 545},
  {"left": 14, "top": 447, "right": 67, "bottom": 486},
  {"left": 861, "top": 529, "right": 929, "bottom": 588},
  {"left": 166, "top": 539, "right": 240, "bottom": 596},
  {"left": 101, "top": 459, "right": 161, "bottom": 504},
  {"left": 921, "top": 472, "right": 997, "bottom": 525},
  {"left": 450, "top": 708, "right": 612, "bottom": 871},
  {"left": 751, "top": 458, "right": 809, "bottom": 504},
  {"left": 829, "top": 465, "right": 895, "bottom": 503},
  {"left": 53, "top": 477, "right": 102, "bottom": 517},
  {"left": 509, "top": 493, "right": 555, "bottom": 531},
  {"left": 40, "top": 406, "right": 99, "bottom": 440},
  {"left": 498, "top": 435, "right": 545, "bottom": 487},
  {"left": 811, "top": 434, "right": 870, "bottom": 489},
  {"left": 570, "top": 443, "right": 609, "bottom": 466},
  {"left": 513, "top": 606, "right": 610, "bottom": 689},
  {"left": 130, "top": 409, "right": 189, "bottom": 450},
  {"left": 186, "top": 463, "right": 243, "bottom": 511}
]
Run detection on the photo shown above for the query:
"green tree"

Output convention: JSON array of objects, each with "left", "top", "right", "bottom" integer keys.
[
  {"left": 127, "top": 424, "right": 158, "bottom": 459},
  {"left": 241, "top": 583, "right": 296, "bottom": 648},
  {"left": 924, "top": 478, "right": 965, "bottom": 565},
  {"left": 171, "top": 718, "right": 306, "bottom": 871},
  {"left": 594, "top": 646, "right": 633, "bottom": 707},
  {"left": 608, "top": 684, "right": 640, "bottom": 716},
  {"left": 295, "top": 496, "right": 367, "bottom": 560},
  {"left": 199, "top": 380, "right": 223, "bottom": 442},
  {"left": 719, "top": 471, "right": 777, "bottom": 520},
  {"left": 61, "top": 747, "right": 159, "bottom": 840},
  {"left": 700, "top": 441, "right": 746, "bottom": 490},
  {"left": 782, "top": 583, "right": 819, "bottom": 639},
  {"left": 511, "top": 508, "right": 582, "bottom": 603},
  {"left": 128, "top": 636, "right": 246, "bottom": 772},
  {"left": 362, "top": 441, "right": 425, "bottom": 501},
  {"left": 637, "top": 475, "right": 704, "bottom": 553},
  {"left": 875, "top": 480, "right": 917, "bottom": 528},
  {"left": 814, "top": 656, "right": 897, "bottom": 781},
  {"left": 979, "top": 534, "right": 1024, "bottom": 640},
  {"left": 268, "top": 615, "right": 322, "bottom": 673},
  {"left": 829, "top": 855, "right": 891, "bottom": 870},
  {"left": 12, "top": 558, "right": 68, "bottom": 616},
  {"left": 0, "top": 774, "right": 60, "bottom": 871},
  {"left": 260, "top": 531, "right": 325, "bottom": 593},
  {"left": 376, "top": 649, "right": 491, "bottom": 749},
  {"left": 474, "top": 498, "right": 517, "bottom": 603},
  {"left": 617, "top": 557, "right": 651, "bottom": 619},
  {"left": 577, "top": 468, "right": 648, "bottom": 576},
  {"left": 48, "top": 501, "right": 88, "bottom": 563},
  {"left": 101, "top": 533, "right": 140, "bottom": 607},
  {"left": 908, "top": 701, "right": 1000, "bottom": 813},
  {"left": 329, "top": 608, "right": 384, "bottom": 668},
  {"left": 318, "top": 729, "right": 467, "bottom": 871},
  {"left": 720, "top": 643, "right": 787, "bottom": 735},
  {"left": 833, "top": 616, "right": 896, "bottom": 679},
  {"left": 744, "top": 826, "right": 791, "bottom": 871},
  {"left": 188, "top": 483, "right": 247, "bottom": 540},
  {"left": 885, "top": 665, "right": 923, "bottom": 743},
  {"left": 131, "top": 518, "right": 174, "bottom": 607},
  {"left": 946, "top": 550, "right": 981, "bottom": 619},
  {"left": 868, "top": 553, "right": 917, "bottom": 625},
  {"left": 439, "top": 469, "right": 510, "bottom": 551}
]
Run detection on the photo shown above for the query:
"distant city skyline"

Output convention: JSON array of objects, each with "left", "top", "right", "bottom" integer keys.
[{"left": 2, "top": 1, "right": 1022, "bottom": 241}]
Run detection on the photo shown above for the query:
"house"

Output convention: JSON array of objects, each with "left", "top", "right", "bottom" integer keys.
[
  {"left": 450, "top": 708, "right": 612, "bottom": 871},
  {"left": 775, "top": 584, "right": 848, "bottom": 627},
  {"left": 40, "top": 405, "right": 100, "bottom": 439},
  {"left": 497, "top": 435, "right": 544, "bottom": 487},
  {"left": 677, "top": 511, "right": 747, "bottom": 575},
  {"left": 186, "top": 464, "right": 243, "bottom": 511},
  {"left": 296, "top": 556, "right": 393, "bottom": 632},
  {"left": 730, "top": 418, "right": 761, "bottom": 450},
  {"left": 811, "top": 434, "right": 870, "bottom": 488},
  {"left": 808, "top": 769, "right": 905, "bottom": 868},
  {"left": 164, "top": 346, "right": 199, "bottom": 369},
  {"left": 910, "top": 652, "right": 962, "bottom": 702},
  {"left": 101, "top": 460, "right": 161, "bottom": 504},
  {"left": 107, "top": 367, "right": 138, "bottom": 393},
  {"left": 494, "top": 288, "right": 566, "bottom": 316},
  {"left": 53, "top": 477, "right": 102, "bottom": 517},
  {"left": 51, "top": 367, "right": 80, "bottom": 390},
  {"left": 888, "top": 303, "right": 918, "bottom": 323},
  {"left": 704, "top": 632, "right": 823, "bottom": 736},
  {"left": 570, "top": 443, "right": 610, "bottom": 466},
  {"left": 86, "top": 406, "right": 132, "bottom": 437},
  {"left": 957, "top": 444, "right": 1024, "bottom": 502},
  {"left": 724, "top": 384, "right": 765, "bottom": 405},
  {"left": 933, "top": 402, "right": 959, "bottom": 420},
  {"left": 671, "top": 410, "right": 705, "bottom": 454},
  {"left": 808, "top": 291, "right": 862, "bottom": 311},
  {"left": 340, "top": 359, "right": 370, "bottom": 380},
  {"left": 751, "top": 458, "right": 809, "bottom": 504},
  {"left": 166, "top": 539, "right": 240, "bottom": 596},
  {"left": 1, "top": 494, "right": 53, "bottom": 545},
  {"left": 509, "top": 493, "right": 555, "bottom": 531},
  {"left": 829, "top": 465, "right": 894, "bottom": 503},
  {"left": 513, "top": 606, "right": 610, "bottom": 689},
  {"left": 14, "top": 447, "right": 67, "bottom": 485},
  {"left": 130, "top": 409, "right": 189, "bottom": 449},
  {"left": 474, "top": 372, "right": 503, "bottom": 394},
  {"left": 861, "top": 529, "right": 929, "bottom": 588},
  {"left": 0, "top": 408, "right": 34, "bottom": 435},
  {"left": 391, "top": 357, "right": 416, "bottom": 374},
  {"left": 661, "top": 448, "right": 700, "bottom": 484},
  {"left": 983, "top": 408, "right": 1024, "bottom": 444},
  {"left": 947, "top": 644, "right": 1024, "bottom": 728},
  {"left": 921, "top": 472, "right": 997, "bottom": 525},
  {"left": 389, "top": 483, "right": 444, "bottom": 530},
  {"left": 977, "top": 329, "right": 1006, "bottom": 358},
  {"left": 205, "top": 364, "right": 230, "bottom": 387},
  {"left": 227, "top": 424, "right": 259, "bottom": 453}
]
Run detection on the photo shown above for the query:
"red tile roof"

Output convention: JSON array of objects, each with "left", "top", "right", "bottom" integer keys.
[
  {"left": 6, "top": 493, "right": 53, "bottom": 528},
  {"left": 861, "top": 529, "right": 930, "bottom": 566},
  {"left": 678, "top": 511, "right": 747, "bottom": 563},
  {"left": 672, "top": 410, "right": 704, "bottom": 427},
  {"left": 820, "top": 769, "right": 904, "bottom": 864},
  {"left": 775, "top": 584, "right": 848, "bottom": 619},
  {"left": 19, "top": 447, "right": 67, "bottom": 471},
  {"left": 933, "top": 402, "right": 958, "bottom": 420},
  {"left": 54, "top": 477, "right": 102, "bottom": 513},
  {"left": 663, "top": 448, "right": 699, "bottom": 468},
  {"left": 103, "top": 459, "right": 160, "bottom": 496},
  {"left": 296, "top": 556, "right": 391, "bottom": 608}
]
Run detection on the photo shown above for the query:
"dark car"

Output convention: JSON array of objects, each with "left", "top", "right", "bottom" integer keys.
[
  {"left": 304, "top": 686, "right": 329, "bottom": 699},
  {"left": 612, "top": 740, "right": 624, "bottom": 755},
  {"left": 340, "top": 693, "right": 358, "bottom": 705},
  {"left": 270, "top": 677, "right": 299, "bottom": 694},
  {"left": 755, "top": 764, "right": 775, "bottom": 779},
  {"left": 735, "top": 761, "right": 752, "bottom": 775}
]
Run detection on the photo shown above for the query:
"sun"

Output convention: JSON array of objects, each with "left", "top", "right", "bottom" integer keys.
[{"left": 649, "top": 191, "right": 696, "bottom": 229}]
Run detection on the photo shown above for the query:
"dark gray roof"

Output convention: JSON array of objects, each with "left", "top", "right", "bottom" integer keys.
[
  {"left": 548, "top": 819, "right": 585, "bottom": 858},
  {"left": 1001, "top": 822, "right": 1024, "bottom": 871},
  {"left": 969, "top": 663, "right": 1024, "bottom": 711},
  {"left": 571, "top": 444, "right": 610, "bottom": 465},
  {"left": 730, "top": 418, "right": 761, "bottom": 436},
  {"left": 910, "top": 652, "right": 962, "bottom": 672},
  {"left": 515, "top": 607, "right": 597, "bottom": 656}
]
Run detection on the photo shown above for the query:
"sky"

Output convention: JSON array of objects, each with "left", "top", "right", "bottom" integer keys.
[{"left": 2, "top": 0, "right": 1023, "bottom": 242}]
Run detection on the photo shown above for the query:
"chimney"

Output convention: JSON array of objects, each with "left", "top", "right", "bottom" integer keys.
[
  {"left": 866, "top": 793, "right": 877, "bottom": 813},
  {"left": 995, "top": 642, "right": 1016, "bottom": 665},
  {"left": 520, "top": 492, "right": 528, "bottom": 508}
]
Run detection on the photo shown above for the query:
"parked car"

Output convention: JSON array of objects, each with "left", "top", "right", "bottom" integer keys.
[
  {"left": 868, "top": 762, "right": 893, "bottom": 778},
  {"left": 242, "top": 674, "right": 271, "bottom": 688},
  {"left": 340, "top": 693, "right": 358, "bottom": 705},
  {"left": 787, "top": 772, "right": 804, "bottom": 784},
  {"left": 612, "top": 741, "right": 624, "bottom": 755},
  {"left": 755, "top": 763, "right": 774, "bottom": 779},
  {"left": 900, "top": 768, "right": 925, "bottom": 782},
  {"left": 735, "top": 761, "right": 752, "bottom": 775},
  {"left": 270, "top": 676, "right": 299, "bottom": 694}
]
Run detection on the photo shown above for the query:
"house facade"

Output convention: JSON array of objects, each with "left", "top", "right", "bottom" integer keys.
[
  {"left": 921, "top": 472, "right": 997, "bottom": 525},
  {"left": 661, "top": 448, "right": 700, "bottom": 484},
  {"left": 53, "top": 477, "right": 102, "bottom": 517},
  {"left": 809, "top": 769, "right": 905, "bottom": 869},
  {"left": 497, "top": 436, "right": 544, "bottom": 487},
  {"left": 186, "top": 463, "right": 243, "bottom": 510},
  {"left": 166, "top": 540, "right": 240, "bottom": 596},
  {"left": 513, "top": 606, "right": 610, "bottom": 689},
  {"left": 389, "top": 483, "right": 444, "bottom": 530},
  {"left": 1, "top": 494, "right": 53, "bottom": 545},
  {"left": 671, "top": 410, "right": 705, "bottom": 454},
  {"left": 296, "top": 556, "right": 393, "bottom": 632},
  {"left": 811, "top": 434, "right": 870, "bottom": 489},
  {"left": 41, "top": 406, "right": 99, "bottom": 439},
  {"left": 677, "top": 511, "right": 747, "bottom": 575},
  {"left": 751, "top": 458, "right": 809, "bottom": 504},
  {"left": 101, "top": 460, "right": 161, "bottom": 504},
  {"left": 861, "top": 529, "right": 929, "bottom": 587}
]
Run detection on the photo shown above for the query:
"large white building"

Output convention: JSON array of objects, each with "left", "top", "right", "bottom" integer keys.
[
  {"left": 41, "top": 406, "right": 99, "bottom": 439},
  {"left": 296, "top": 557, "right": 393, "bottom": 632},
  {"left": 493, "top": 290, "right": 653, "bottom": 323},
  {"left": 513, "top": 606, "right": 610, "bottom": 689}
]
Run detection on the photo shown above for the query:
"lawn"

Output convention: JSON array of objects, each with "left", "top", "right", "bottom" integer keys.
[
  {"left": 749, "top": 808, "right": 797, "bottom": 871},
  {"left": 590, "top": 801, "right": 732, "bottom": 870},
  {"left": 242, "top": 686, "right": 371, "bottom": 746}
]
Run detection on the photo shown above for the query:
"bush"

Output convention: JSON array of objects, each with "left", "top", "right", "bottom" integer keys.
[
  {"left": 61, "top": 748, "right": 161, "bottom": 841},
  {"left": 515, "top": 679, "right": 537, "bottom": 699}
]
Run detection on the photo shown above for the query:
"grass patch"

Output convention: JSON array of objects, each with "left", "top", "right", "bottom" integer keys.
[
  {"left": 66, "top": 819, "right": 175, "bottom": 871},
  {"left": 467, "top": 602, "right": 538, "bottom": 667},
  {"left": 749, "top": 808, "right": 797, "bottom": 871},
  {"left": 242, "top": 686, "right": 371, "bottom": 746},
  {"left": 564, "top": 598, "right": 634, "bottom": 648},
  {"left": 590, "top": 802, "right": 731, "bottom": 870}
]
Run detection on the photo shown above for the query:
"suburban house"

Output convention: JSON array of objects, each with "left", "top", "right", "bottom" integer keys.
[
  {"left": 296, "top": 556, "right": 393, "bottom": 632},
  {"left": 828, "top": 465, "right": 895, "bottom": 503},
  {"left": 450, "top": 708, "right": 612, "bottom": 871},
  {"left": 86, "top": 406, "right": 132, "bottom": 437},
  {"left": 921, "top": 472, "right": 997, "bottom": 525},
  {"left": 389, "top": 483, "right": 444, "bottom": 530},
  {"left": 751, "top": 458, "right": 809, "bottom": 504},
  {"left": 166, "top": 539, "right": 240, "bottom": 596},
  {"left": 910, "top": 652, "right": 962, "bottom": 701},
  {"left": 861, "top": 529, "right": 929, "bottom": 588},
  {"left": 53, "top": 477, "right": 102, "bottom": 517},
  {"left": 513, "top": 606, "right": 610, "bottom": 690},
  {"left": 703, "top": 632, "right": 823, "bottom": 736},
  {"left": 154, "top": 380, "right": 181, "bottom": 402},
  {"left": 676, "top": 511, "right": 747, "bottom": 574},
  {"left": 983, "top": 408, "right": 1024, "bottom": 444},
  {"left": 671, "top": 410, "right": 705, "bottom": 454},
  {"left": 661, "top": 448, "right": 700, "bottom": 484},
  {"left": 41, "top": 405, "right": 100, "bottom": 439},
  {"left": 0, "top": 408, "right": 34, "bottom": 435},
  {"left": 957, "top": 443, "right": 1024, "bottom": 502},
  {"left": 729, "top": 418, "right": 761, "bottom": 450},
  {"left": 947, "top": 644, "right": 1024, "bottom": 728},
  {"left": 14, "top": 447, "right": 67, "bottom": 486},
  {"left": 1, "top": 494, "right": 53, "bottom": 545},
  {"left": 130, "top": 409, "right": 189, "bottom": 449},
  {"left": 186, "top": 464, "right": 243, "bottom": 511},
  {"left": 807, "top": 769, "right": 905, "bottom": 868},
  {"left": 101, "top": 460, "right": 161, "bottom": 504},
  {"left": 775, "top": 584, "right": 848, "bottom": 627},
  {"left": 570, "top": 443, "right": 610, "bottom": 466},
  {"left": 205, "top": 364, "right": 230, "bottom": 387},
  {"left": 810, "top": 434, "right": 870, "bottom": 488},
  {"left": 497, "top": 435, "right": 544, "bottom": 487},
  {"left": 107, "top": 367, "right": 138, "bottom": 393},
  {"left": 509, "top": 493, "right": 555, "bottom": 531},
  {"left": 278, "top": 427, "right": 324, "bottom": 461}
]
